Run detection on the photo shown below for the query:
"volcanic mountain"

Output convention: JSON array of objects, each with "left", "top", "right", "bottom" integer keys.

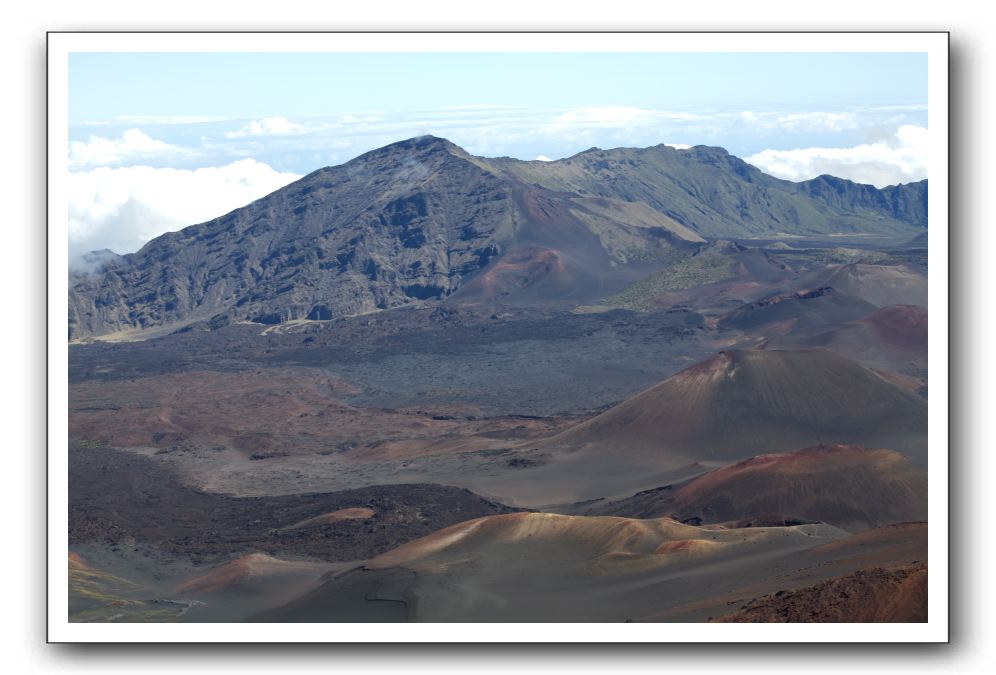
[
  {"left": 543, "top": 349, "right": 928, "bottom": 464},
  {"left": 69, "top": 136, "right": 926, "bottom": 339},
  {"left": 588, "top": 444, "right": 928, "bottom": 532},
  {"left": 717, "top": 285, "right": 879, "bottom": 335},
  {"left": 792, "top": 262, "right": 927, "bottom": 309},
  {"left": 712, "top": 263, "right": 927, "bottom": 352},
  {"left": 761, "top": 304, "right": 928, "bottom": 376}
]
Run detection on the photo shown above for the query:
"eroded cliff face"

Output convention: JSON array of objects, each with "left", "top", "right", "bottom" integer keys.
[{"left": 69, "top": 137, "right": 513, "bottom": 337}]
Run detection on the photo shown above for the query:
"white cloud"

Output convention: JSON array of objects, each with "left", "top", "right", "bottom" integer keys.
[
  {"left": 664, "top": 143, "right": 691, "bottom": 150},
  {"left": 325, "top": 113, "right": 383, "bottom": 127},
  {"left": 225, "top": 116, "right": 305, "bottom": 138},
  {"left": 773, "top": 111, "right": 861, "bottom": 133},
  {"left": 868, "top": 103, "right": 928, "bottom": 112},
  {"left": 551, "top": 106, "right": 654, "bottom": 129},
  {"left": 736, "top": 110, "right": 863, "bottom": 134},
  {"left": 745, "top": 125, "right": 928, "bottom": 188},
  {"left": 68, "top": 159, "right": 302, "bottom": 261},
  {"left": 524, "top": 106, "right": 708, "bottom": 153},
  {"left": 68, "top": 129, "right": 188, "bottom": 169},
  {"left": 534, "top": 154, "right": 553, "bottom": 162},
  {"left": 549, "top": 106, "right": 700, "bottom": 132}
]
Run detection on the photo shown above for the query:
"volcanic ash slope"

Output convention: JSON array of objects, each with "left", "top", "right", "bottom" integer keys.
[
  {"left": 544, "top": 348, "right": 928, "bottom": 464},
  {"left": 588, "top": 444, "right": 927, "bottom": 533},
  {"left": 257, "top": 512, "right": 847, "bottom": 622},
  {"left": 255, "top": 513, "right": 927, "bottom": 622}
]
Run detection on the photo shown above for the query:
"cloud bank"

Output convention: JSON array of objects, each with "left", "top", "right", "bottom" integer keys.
[
  {"left": 746, "top": 125, "right": 928, "bottom": 187},
  {"left": 69, "top": 129, "right": 191, "bottom": 169},
  {"left": 71, "top": 103, "right": 927, "bottom": 176},
  {"left": 66, "top": 109, "right": 929, "bottom": 263},
  {"left": 225, "top": 116, "right": 306, "bottom": 138},
  {"left": 69, "top": 159, "right": 301, "bottom": 261}
]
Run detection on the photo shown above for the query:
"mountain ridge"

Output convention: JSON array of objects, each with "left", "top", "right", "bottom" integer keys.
[{"left": 69, "top": 135, "right": 927, "bottom": 339}]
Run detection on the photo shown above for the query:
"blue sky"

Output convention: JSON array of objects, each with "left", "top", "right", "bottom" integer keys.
[
  {"left": 70, "top": 52, "right": 925, "bottom": 121},
  {"left": 67, "top": 51, "right": 928, "bottom": 258},
  {"left": 70, "top": 52, "right": 927, "bottom": 168}
]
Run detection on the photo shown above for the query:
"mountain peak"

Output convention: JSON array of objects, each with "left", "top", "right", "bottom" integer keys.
[
  {"left": 381, "top": 134, "right": 464, "bottom": 154},
  {"left": 688, "top": 144, "right": 730, "bottom": 155},
  {"left": 345, "top": 135, "right": 473, "bottom": 170}
]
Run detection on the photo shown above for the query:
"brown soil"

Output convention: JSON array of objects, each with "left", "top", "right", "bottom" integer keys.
[
  {"left": 711, "top": 563, "right": 927, "bottom": 622},
  {"left": 69, "top": 367, "right": 575, "bottom": 461},
  {"left": 175, "top": 554, "right": 324, "bottom": 595},
  {"left": 543, "top": 349, "right": 927, "bottom": 464},
  {"left": 456, "top": 247, "right": 567, "bottom": 302},
  {"left": 587, "top": 444, "right": 926, "bottom": 532},
  {"left": 857, "top": 305, "right": 928, "bottom": 348},
  {"left": 665, "top": 444, "right": 926, "bottom": 532}
]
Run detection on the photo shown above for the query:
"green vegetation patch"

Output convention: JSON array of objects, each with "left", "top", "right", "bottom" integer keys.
[{"left": 605, "top": 250, "right": 737, "bottom": 310}]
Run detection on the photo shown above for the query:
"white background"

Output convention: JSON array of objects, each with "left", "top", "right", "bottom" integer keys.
[{"left": 3, "top": 0, "right": 993, "bottom": 672}]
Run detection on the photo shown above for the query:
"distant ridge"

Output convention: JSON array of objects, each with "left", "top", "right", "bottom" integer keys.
[{"left": 494, "top": 144, "right": 926, "bottom": 237}]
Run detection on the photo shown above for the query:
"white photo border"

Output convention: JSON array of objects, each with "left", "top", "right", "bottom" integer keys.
[{"left": 47, "top": 30, "right": 949, "bottom": 643}]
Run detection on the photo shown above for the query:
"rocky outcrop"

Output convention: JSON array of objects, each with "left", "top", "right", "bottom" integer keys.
[{"left": 798, "top": 175, "right": 927, "bottom": 228}]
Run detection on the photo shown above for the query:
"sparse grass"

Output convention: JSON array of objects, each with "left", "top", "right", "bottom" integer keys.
[
  {"left": 605, "top": 251, "right": 736, "bottom": 310},
  {"left": 797, "top": 247, "right": 891, "bottom": 265},
  {"left": 68, "top": 565, "right": 169, "bottom": 623},
  {"left": 773, "top": 247, "right": 925, "bottom": 270}
]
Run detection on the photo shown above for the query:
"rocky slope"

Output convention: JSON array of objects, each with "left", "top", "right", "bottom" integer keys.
[
  {"left": 495, "top": 144, "right": 926, "bottom": 238},
  {"left": 797, "top": 175, "right": 927, "bottom": 227},
  {"left": 711, "top": 563, "right": 927, "bottom": 622}
]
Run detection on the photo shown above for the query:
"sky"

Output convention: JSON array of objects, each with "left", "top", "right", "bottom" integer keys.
[{"left": 68, "top": 52, "right": 928, "bottom": 259}]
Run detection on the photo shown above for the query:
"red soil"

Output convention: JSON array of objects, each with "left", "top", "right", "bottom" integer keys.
[
  {"left": 546, "top": 349, "right": 928, "bottom": 463},
  {"left": 68, "top": 551, "right": 90, "bottom": 571},
  {"left": 176, "top": 553, "right": 321, "bottom": 595},
  {"left": 668, "top": 444, "right": 926, "bottom": 532},
  {"left": 856, "top": 305, "right": 928, "bottom": 349},
  {"left": 459, "top": 247, "right": 566, "bottom": 300}
]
